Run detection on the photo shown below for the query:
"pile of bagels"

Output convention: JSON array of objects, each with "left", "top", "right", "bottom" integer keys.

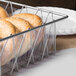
[{"left": 0, "top": 7, "right": 44, "bottom": 66}]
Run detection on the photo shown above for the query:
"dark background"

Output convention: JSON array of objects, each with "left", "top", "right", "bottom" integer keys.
[{"left": 10, "top": 0, "right": 76, "bottom": 10}]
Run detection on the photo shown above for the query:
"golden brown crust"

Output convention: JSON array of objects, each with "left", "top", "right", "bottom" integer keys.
[
  {"left": 0, "top": 19, "right": 16, "bottom": 38},
  {"left": 12, "top": 13, "right": 42, "bottom": 27},
  {"left": 0, "top": 7, "right": 8, "bottom": 18},
  {"left": 5, "top": 17, "right": 32, "bottom": 32},
  {"left": 0, "top": 13, "right": 44, "bottom": 66},
  {"left": 0, "top": 36, "right": 22, "bottom": 66}
]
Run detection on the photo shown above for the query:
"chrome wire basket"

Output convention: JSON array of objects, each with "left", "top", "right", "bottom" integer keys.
[{"left": 0, "top": 0, "right": 68, "bottom": 76}]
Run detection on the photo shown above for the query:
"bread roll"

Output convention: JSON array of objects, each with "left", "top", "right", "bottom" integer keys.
[
  {"left": 5, "top": 17, "right": 32, "bottom": 32},
  {"left": 0, "top": 19, "right": 16, "bottom": 38},
  {"left": 12, "top": 13, "right": 42, "bottom": 27},
  {"left": 0, "top": 14, "right": 44, "bottom": 66},
  {"left": 0, "top": 7, "right": 8, "bottom": 18},
  {"left": 0, "top": 25, "right": 35, "bottom": 66},
  {"left": 12, "top": 13, "right": 44, "bottom": 45},
  {"left": 0, "top": 37, "right": 20, "bottom": 66}
]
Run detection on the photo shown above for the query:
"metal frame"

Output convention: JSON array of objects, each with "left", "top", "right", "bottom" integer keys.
[{"left": 0, "top": 0, "right": 68, "bottom": 42}]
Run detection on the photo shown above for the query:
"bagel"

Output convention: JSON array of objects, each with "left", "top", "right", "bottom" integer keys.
[
  {"left": 0, "top": 19, "right": 34, "bottom": 65},
  {"left": 0, "top": 13, "right": 44, "bottom": 66},
  {"left": 5, "top": 17, "right": 32, "bottom": 32},
  {"left": 12, "top": 13, "right": 44, "bottom": 46},
  {"left": 12, "top": 13, "right": 42, "bottom": 27},
  {"left": 0, "top": 24, "right": 35, "bottom": 66},
  {"left": 0, "top": 7, "right": 8, "bottom": 18},
  {"left": 0, "top": 36, "right": 21, "bottom": 66},
  {"left": 0, "top": 19, "right": 16, "bottom": 38}
]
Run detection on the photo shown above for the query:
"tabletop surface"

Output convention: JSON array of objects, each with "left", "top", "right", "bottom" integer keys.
[{"left": 13, "top": 48, "right": 76, "bottom": 76}]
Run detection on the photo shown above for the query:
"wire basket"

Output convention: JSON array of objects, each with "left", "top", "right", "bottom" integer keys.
[{"left": 0, "top": 0, "right": 68, "bottom": 76}]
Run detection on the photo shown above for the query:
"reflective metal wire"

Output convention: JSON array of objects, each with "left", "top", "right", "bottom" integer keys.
[
  {"left": 10, "top": 34, "right": 26, "bottom": 74},
  {"left": 27, "top": 28, "right": 42, "bottom": 66}
]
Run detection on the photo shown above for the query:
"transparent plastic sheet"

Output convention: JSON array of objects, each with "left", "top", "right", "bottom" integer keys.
[
  {"left": 0, "top": 27, "right": 53, "bottom": 76},
  {"left": 0, "top": 0, "right": 68, "bottom": 76}
]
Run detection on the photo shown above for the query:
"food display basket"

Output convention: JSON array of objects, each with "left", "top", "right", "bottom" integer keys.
[{"left": 0, "top": 0, "right": 68, "bottom": 76}]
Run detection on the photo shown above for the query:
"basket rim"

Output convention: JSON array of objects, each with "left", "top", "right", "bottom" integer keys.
[{"left": 0, "top": 0, "right": 68, "bottom": 42}]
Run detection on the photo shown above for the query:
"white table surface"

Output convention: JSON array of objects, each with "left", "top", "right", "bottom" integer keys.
[{"left": 13, "top": 48, "right": 76, "bottom": 76}]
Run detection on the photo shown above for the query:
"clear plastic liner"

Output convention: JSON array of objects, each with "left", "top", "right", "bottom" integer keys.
[{"left": 0, "top": 0, "right": 68, "bottom": 76}]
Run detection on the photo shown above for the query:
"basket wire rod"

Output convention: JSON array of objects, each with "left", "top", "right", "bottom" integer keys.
[
  {"left": 19, "top": 6, "right": 24, "bottom": 14},
  {"left": 0, "top": 40, "right": 8, "bottom": 76},
  {"left": 41, "top": 10, "right": 43, "bottom": 23},
  {"left": 51, "top": 23, "right": 56, "bottom": 54},
  {"left": 41, "top": 12, "right": 50, "bottom": 59},
  {"left": 45, "top": 40, "right": 49, "bottom": 56},
  {"left": 10, "top": 34, "right": 26, "bottom": 73},
  {"left": 27, "top": 28, "right": 42, "bottom": 66},
  {"left": 53, "top": 23, "right": 56, "bottom": 54},
  {"left": 45, "top": 27, "right": 51, "bottom": 56},
  {"left": 38, "top": 36, "right": 43, "bottom": 52},
  {"left": 30, "top": 29, "right": 38, "bottom": 62},
  {"left": 25, "top": 6, "right": 28, "bottom": 13},
  {"left": 30, "top": 32, "right": 35, "bottom": 63},
  {"left": 10, "top": 38, "right": 18, "bottom": 74},
  {"left": 44, "top": 12, "right": 50, "bottom": 24},
  {"left": 45, "top": 36, "right": 51, "bottom": 57},
  {"left": 42, "top": 37, "right": 49, "bottom": 59},
  {"left": 51, "top": 13, "right": 56, "bottom": 54},
  {"left": 41, "top": 25, "right": 52, "bottom": 59},
  {"left": 52, "top": 13, "right": 54, "bottom": 21},
  {"left": 10, "top": 2, "right": 14, "bottom": 15},
  {"left": 46, "top": 24, "right": 54, "bottom": 55},
  {"left": 35, "top": 8, "right": 39, "bottom": 15},
  {"left": 42, "top": 12, "right": 50, "bottom": 45},
  {"left": 46, "top": 45, "right": 49, "bottom": 56},
  {"left": 5, "top": 2, "right": 10, "bottom": 10},
  {"left": 0, "top": 40, "right": 8, "bottom": 57}
]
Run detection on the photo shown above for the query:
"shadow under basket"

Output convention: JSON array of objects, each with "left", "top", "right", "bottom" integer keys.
[{"left": 0, "top": 0, "right": 68, "bottom": 76}]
